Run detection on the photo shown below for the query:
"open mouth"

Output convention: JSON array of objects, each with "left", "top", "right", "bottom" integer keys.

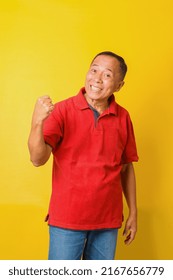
[{"left": 90, "top": 85, "right": 102, "bottom": 92}]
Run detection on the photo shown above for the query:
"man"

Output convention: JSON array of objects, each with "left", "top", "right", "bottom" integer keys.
[{"left": 28, "top": 51, "right": 138, "bottom": 260}]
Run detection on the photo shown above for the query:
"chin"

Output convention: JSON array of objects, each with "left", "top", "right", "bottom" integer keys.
[{"left": 87, "top": 92, "right": 101, "bottom": 100}]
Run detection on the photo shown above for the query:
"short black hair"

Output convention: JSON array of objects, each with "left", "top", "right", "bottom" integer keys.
[{"left": 91, "top": 51, "right": 127, "bottom": 80}]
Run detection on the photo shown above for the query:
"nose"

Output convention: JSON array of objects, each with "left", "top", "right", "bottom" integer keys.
[{"left": 94, "top": 72, "right": 103, "bottom": 83}]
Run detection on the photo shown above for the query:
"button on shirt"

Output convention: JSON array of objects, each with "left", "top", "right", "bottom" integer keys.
[{"left": 43, "top": 87, "right": 139, "bottom": 230}]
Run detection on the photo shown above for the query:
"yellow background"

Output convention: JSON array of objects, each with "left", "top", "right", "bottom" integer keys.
[{"left": 0, "top": 0, "right": 173, "bottom": 260}]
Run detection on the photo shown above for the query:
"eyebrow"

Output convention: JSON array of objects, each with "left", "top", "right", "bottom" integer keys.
[{"left": 91, "top": 63, "right": 113, "bottom": 73}]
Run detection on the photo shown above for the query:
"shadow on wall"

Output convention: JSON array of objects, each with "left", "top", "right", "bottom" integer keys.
[{"left": 0, "top": 204, "right": 49, "bottom": 260}]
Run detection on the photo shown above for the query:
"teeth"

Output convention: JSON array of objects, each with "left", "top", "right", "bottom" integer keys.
[{"left": 91, "top": 86, "right": 101, "bottom": 92}]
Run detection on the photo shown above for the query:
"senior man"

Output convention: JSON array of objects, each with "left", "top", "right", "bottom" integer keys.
[{"left": 28, "top": 51, "right": 138, "bottom": 260}]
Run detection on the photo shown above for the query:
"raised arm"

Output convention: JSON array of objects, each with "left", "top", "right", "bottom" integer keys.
[
  {"left": 28, "top": 96, "right": 54, "bottom": 167},
  {"left": 121, "top": 162, "right": 137, "bottom": 245}
]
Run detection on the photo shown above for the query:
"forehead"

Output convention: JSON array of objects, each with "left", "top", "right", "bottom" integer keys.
[{"left": 91, "top": 55, "right": 120, "bottom": 71}]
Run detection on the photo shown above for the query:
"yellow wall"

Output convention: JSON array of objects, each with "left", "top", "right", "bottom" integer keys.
[{"left": 0, "top": 0, "right": 172, "bottom": 260}]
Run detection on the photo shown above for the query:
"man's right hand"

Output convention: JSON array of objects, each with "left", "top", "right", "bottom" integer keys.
[
  {"left": 32, "top": 95, "right": 54, "bottom": 125},
  {"left": 28, "top": 95, "right": 54, "bottom": 166}
]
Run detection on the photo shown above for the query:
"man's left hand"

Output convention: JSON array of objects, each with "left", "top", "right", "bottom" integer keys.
[{"left": 123, "top": 214, "right": 137, "bottom": 245}]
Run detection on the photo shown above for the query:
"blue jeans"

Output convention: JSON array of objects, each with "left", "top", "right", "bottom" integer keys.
[{"left": 48, "top": 226, "right": 118, "bottom": 260}]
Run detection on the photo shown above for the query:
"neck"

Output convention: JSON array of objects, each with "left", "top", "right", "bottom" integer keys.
[{"left": 84, "top": 94, "right": 109, "bottom": 114}]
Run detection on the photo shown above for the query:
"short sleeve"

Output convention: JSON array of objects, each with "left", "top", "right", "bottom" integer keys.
[
  {"left": 43, "top": 104, "right": 63, "bottom": 151},
  {"left": 121, "top": 113, "right": 139, "bottom": 164}
]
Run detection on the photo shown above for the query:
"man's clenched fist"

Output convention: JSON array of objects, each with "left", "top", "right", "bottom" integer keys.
[{"left": 32, "top": 95, "right": 54, "bottom": 125}]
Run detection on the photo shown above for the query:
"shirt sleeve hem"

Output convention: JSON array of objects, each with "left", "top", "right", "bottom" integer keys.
[{"left": 121, "top": 156, "right": 139, "bottom": 164}]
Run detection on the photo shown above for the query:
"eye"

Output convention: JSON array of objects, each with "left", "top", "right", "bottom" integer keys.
[
  {"left": 90, "top": 68, "right": 97, "bottom": 73},
  {"left": 105, "top": 73, "right": 111, "bottom": 78}
]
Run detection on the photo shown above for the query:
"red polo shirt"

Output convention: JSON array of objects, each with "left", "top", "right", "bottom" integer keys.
[{"left": 43, "top": 87, "right": 138, "bottom": 230}]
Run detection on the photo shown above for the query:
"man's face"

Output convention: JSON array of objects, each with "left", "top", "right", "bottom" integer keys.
[{"left": 85, "top": 55, "right": 124, "bottom": 102}]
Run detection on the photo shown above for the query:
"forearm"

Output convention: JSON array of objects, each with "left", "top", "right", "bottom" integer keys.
[
  {"left": 28, "top": 96, "right": 54, "bottom": 166},
  {"left": 121, "top": 162, "right": 137, "bottom": 244},
  {"left": 121, "top": 163, "right": 137, "bottom": 215},
  {"left": 28, "top": 121, "right": 51, "bottom": 166}
]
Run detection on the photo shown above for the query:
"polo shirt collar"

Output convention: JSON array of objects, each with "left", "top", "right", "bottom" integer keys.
[
  {"left": 74, "top": 87, "right": 118, "bottom": 116},
  {"left": 108, "top": 94, "right": 118, "bottom": 116},
  {"left": 74, "top": 87, "right": 89, "bottom": 110}
]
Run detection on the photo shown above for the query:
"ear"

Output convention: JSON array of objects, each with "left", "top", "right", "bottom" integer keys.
[{"left": 115, "top": 81, "right": 125, "bottom": 92}]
